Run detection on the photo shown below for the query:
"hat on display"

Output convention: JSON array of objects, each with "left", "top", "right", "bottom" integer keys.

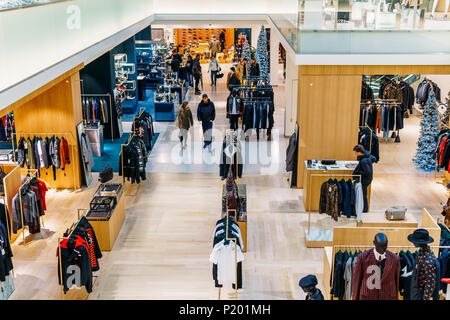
[
  {"left": 299, "top": 275, "right": 318, "bottom": 288},
  {"left": 407, "top": 228, "right": 434, "bottom": 245}
]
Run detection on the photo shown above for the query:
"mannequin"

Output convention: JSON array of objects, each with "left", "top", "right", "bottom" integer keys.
[
  {"left": 352, "top": 233, "right": 400, "bottom": 300},
  {"left": 299, "top": 275, "right": 325, "bottom": 300},
  {"left": 408, "top": 229, "right": 438, "bottom": 300},
  {"left": 431, "top": 0, "right": 450, "bottom": 19}
]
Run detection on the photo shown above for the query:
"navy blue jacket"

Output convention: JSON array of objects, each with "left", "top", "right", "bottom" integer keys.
[
  {"left": 197, "top": 99, "right": 216, "bottom": 123},
  {"left": 353, "top": 151, "right": 376, "bottom": 186}
]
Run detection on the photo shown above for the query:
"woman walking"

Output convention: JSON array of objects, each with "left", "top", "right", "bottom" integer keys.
[
  {"left": 177, "top": 101, "right": 194, "bottom": 149},
  {"left": 208, "top": 54, "right": 220, "bottom": 87}
]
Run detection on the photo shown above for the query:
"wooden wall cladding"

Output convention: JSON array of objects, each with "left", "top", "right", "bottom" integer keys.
[
  {"left": 12, "top": 71, "right": 82, "bottom": 189},
  {"left": 174, "top": 28, "right": 234, "bottom": 49},
  {"left": 296, "top": 73, "right": 362, "bottom": 188}
]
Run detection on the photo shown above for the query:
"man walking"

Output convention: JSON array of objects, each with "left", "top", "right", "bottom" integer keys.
[{"left": 197, "top": 93, "right": 216, "bottom": 150}]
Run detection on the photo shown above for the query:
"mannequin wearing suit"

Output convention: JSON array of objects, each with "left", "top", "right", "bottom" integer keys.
[{"left": 352, "top": 233, "right": 400, "bottom": 300}]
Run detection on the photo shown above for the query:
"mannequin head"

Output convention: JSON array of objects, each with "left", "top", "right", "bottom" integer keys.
[{"left": 373, "top": 233, "right": 388, "bottom": 255}]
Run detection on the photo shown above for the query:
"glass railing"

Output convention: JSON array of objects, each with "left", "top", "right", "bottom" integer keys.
[
  {"left": 270, "top": 0, "right": 450, "bottom": 54},
  {"left": 0, "top": 0, "right": 66, "bottom": 11}
]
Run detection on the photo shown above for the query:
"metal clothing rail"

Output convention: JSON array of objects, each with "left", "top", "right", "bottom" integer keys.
[
  {"left": 330, "top": 244, "right": 450, "bottom": 295},
  {"left": 80, "top": 93, "right": 114, "bottom": 142},
  {"left": 57, "top": 209, "right": 98, "bottom": 299},
  {"left": 308, "top": 174, "right": 362, "bottom": 233},
  {"left": 11, "top": 132, "right": 77, "bottom": 191},
  {"left": 434, "top": 124, "right": 450, "bottom": 180},
  {"left": 17, "top": 169, "right": 39, "bottom": 246},
  {"left": 217, "top": 208, "right": 239, "bottom": 300}
]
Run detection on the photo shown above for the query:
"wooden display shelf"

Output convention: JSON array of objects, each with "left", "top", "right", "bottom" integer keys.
[
  {"left": 87, "top": 191, "right": 125, "bottom": 251},
  {"left": 356, "top": 212, "right": 418, "bottom": 228},
  {"left": 303, "top": 161, "right": 371, "bottom": 212}
]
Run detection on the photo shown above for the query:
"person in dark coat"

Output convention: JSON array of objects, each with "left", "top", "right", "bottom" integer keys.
[
  {"left": 249, "top": 57, "right": 260, "bottom": 77},
  {"left": 299, "top": 275, "right": 324, "bottom": 300},
  {"left": 408, "top": 229, "right": 439, "bottom": 300},
  {"left": 197, "top": 94, "right": 216, "bottom": 150},
  {"left": 192, "top": 54, "right": 202, "bottom": 95},
  {"left": 353, "top": 144, "right": 376, "bottom": 213},
  {"left": 185, "top": 55, "right": 194, "bottom": 88},
  {"left": 227, "top": 67, "right": 241, "bottom": 93}
]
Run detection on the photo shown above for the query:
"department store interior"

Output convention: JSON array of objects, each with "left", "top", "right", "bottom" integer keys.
[{"left": 0, "top": 0, "right": 450, "bottom": 302}]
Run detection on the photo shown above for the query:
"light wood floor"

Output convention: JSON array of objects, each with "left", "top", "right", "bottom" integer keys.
[{"left": 8, "top": 74, "right": 448, "bottom": 300}]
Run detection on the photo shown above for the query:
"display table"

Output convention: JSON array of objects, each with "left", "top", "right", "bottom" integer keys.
[
  {"left": 85, "top": 125, "right": 104, "bottom": 157},
  {"left": 221, "top": 184, "right": 247, "bottom": 252},
  {"left": 87, "top": 185, "right": 125, "bottom": 251},
  {"left": 356, "top": 212, "right": 418, "bottom": 228},
  {"left": 302, "top": 160, "right": 371, "bottom": 212},
  {"left": 164, "top": 86, "right": 184, "bottom": 104},
  {"left": 137, "top": 75, "right": 146, "bottom": 101},
  {"left": 155, "top": 102, "right": 176, "bottom": 121}
]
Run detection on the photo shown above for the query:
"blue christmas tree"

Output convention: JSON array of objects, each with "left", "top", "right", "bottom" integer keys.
[
  {"left": 242, "top": 36, "right": 252, "bottom": 75},
  {"left": 255, "top": 25, "right": 269, "bottom": 81},
  {"left": 413, "top": 88, "right": 439, "bottom": 171}
]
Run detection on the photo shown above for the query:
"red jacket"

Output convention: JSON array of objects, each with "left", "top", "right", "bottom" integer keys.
[{"left": 352, "top": 249, "right": 400, "bottom": 300}]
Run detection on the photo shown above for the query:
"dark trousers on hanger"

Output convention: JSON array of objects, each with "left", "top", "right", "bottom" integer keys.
[
  {"left": 362, "top": 183, "right": 369, "bottom": 213},
  {"left": 229, "top": 115, "right": 239, "bottom": 130}
]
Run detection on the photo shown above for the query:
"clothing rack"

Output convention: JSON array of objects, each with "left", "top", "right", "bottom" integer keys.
[
  {"left": 11, "top": 132, "right": 77, "bottom": 191},
  {"left": 17, "top": 169, "right": 40, "bottom": 246},
  {"left": 131, "top": 107, "right": 146, "bottom": 133},
  {"left": 225, "top": 130, "right": 240, "bottom": 183},
  {"left": 80, "top": 94, "right": 114, "bottom": 142},
  {"left": 330, "top": 244, "right": 450, "bottom": 293},
  {"left": 434, "top": 123, "right": 450, "bottom": 180},
  {"left": 217, "top": 208, "right": 238, "bottom": 300},
  {"left": 308, "top": 174, "right": 362, "bottom": 233},
  {"left": 120, "top": 133, "right": 136, "bottom": 185},
  {"left": 360, "top": 101, "right": 403, "bottom": 142},
  {"left": 57, "top": 208, "right": 97, "bottom": 299}
]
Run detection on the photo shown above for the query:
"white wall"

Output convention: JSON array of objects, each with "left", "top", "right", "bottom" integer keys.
[
  {"left": 284, "top": 51, "right": 298, "bottom": 136},
  {"left": 0, "top": 0, "right": 153, "bottom": 93},
  {"left": 152, "top": 0, "right": 297, "bottom": 14}
]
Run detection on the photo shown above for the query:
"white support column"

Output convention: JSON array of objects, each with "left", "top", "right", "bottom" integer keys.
[
  {"left": 270, "top": 28, "right": 282, "bottom": 86},
  {"left": 284, "top": 51, "right": 299, "bottom": 136},
  {"left": 251, "top": 25, "right": 261, "bottom": 49}
]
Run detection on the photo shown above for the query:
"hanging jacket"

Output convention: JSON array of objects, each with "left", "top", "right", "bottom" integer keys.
[
  {"left": 60, "top": 137, "right": 70, "bottom": 170},
  {"left": 0, "top": 221, "right": 13, "bottom": 282},
  {"left": 57, "top": 236, "right": 92, "bottom": 294},
  {"left": 26, "top": 137, "right": 35, "bottom": 169},
  {"left": 285, "top": 132, "right": 297, "bottom": 172},
  {"left": 17, "top": 137, "right": 26, "bottom": 167},
  {"left": 352, "top": 249, "right": 400, "bottom": 300}
]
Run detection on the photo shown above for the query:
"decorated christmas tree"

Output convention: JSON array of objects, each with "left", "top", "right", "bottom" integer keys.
[
  {"left": 413, "top": 88, "right": 440, "bottom": 171},
  {"left": 242, "top": 36, "right": 252, "bottom": 75},
  {"left": 255, "top": 25, "right": 269, "bottom": 81}
]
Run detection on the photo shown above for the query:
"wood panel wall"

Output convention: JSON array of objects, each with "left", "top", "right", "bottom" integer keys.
[
  {"left": 296, "top": 65, "right": 450, "bottom": 188},
  {"left": 11, "top": 69, "right": 83, "bottom": 189},
  {"left": 296, "top": 73, "right": 362, "bottom": 188}
]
